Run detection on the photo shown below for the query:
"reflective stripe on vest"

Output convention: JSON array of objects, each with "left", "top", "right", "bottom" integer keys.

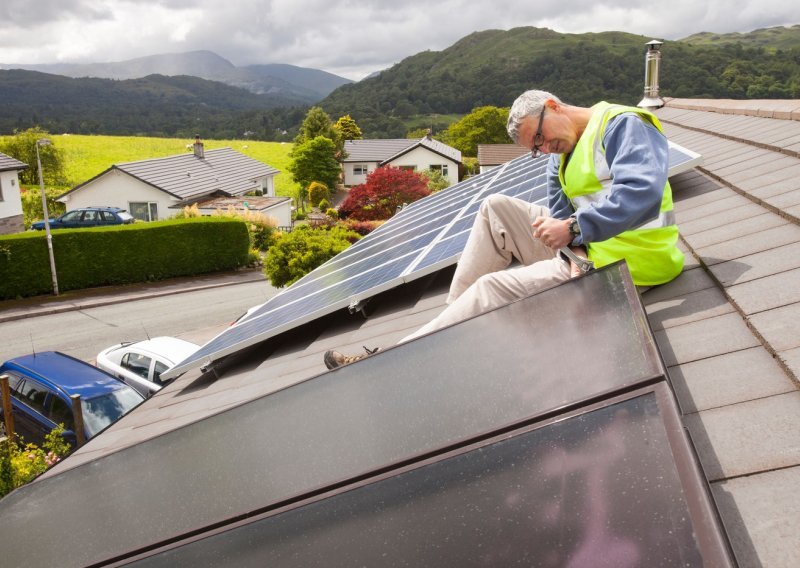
[{"left": 570, "top": 191, "right": 676, "bottom": 230}]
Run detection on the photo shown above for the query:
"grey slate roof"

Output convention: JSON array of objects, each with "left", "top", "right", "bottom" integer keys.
[
  {"left": 477, "top": 144, "right": 528, "bottom": 166},
  {"left": 343, "top": 136, "right": 462, "bottom": 164},
  {"left": 63, "top": 147, "right": 280, "bottom": 201},
  {"left": 32, "top": 98, "right": 800, "bottom": 567},
  {"left": 0, "top": 151, "right": 28, "bottom": 172}
]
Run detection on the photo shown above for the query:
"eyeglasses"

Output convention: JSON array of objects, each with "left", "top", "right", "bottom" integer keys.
[{"left": 530, "top": 107, "right": 546, "bottom": 158}]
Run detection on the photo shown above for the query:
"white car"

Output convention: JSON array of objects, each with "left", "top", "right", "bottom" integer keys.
[{"left": 96, "top": 337, "right": 199, "bottom": 397}]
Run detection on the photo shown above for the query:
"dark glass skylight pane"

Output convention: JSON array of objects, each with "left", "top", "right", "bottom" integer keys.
[{"left": 129, "top": 390, "right": 724, "bottom": 568}]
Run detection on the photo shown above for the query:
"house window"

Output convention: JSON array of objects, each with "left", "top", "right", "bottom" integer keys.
[
  {"left": 398, "top": 165, "right": 417, "bottom": 172},
  {"left": 129, "top": 202, "right": 159, "bottom": 222},
  {"left": 353, "top": 165, "right": 369, "bottom": 176},
  {"left": 0, "top": 177, "right": 4, "bottom": 201},
  {"left": 430, "top": 164, "right": 449, "bottom": 177}
]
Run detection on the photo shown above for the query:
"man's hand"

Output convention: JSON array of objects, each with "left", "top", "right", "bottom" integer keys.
[
  {"left": 532, "top": 216, "right": 573, "bottom": 250},
  {"left": 568, "top": 246, "right": 588, "bottom": 277}
]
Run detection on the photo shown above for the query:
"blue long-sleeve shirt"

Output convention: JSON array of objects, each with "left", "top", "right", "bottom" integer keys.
[{"left": 546, "top": 113, "right": 670, "bottom": 246}]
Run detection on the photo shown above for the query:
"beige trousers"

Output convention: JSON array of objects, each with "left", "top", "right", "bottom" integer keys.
[{"left": 400, "top": 194, "right": 572, "bottom": 343}]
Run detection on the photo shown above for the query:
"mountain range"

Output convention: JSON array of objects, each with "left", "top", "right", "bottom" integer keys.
[
  {"left": 1, "top": 25, "right": 798, "bottom": 140},
  {"left": 0, "top": 50, "right": 352, "bottom": 105}
]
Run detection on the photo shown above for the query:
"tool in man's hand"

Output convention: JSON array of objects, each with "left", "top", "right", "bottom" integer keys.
[{"left": 559, "top": 247, "right": 594, "bottom": 274}]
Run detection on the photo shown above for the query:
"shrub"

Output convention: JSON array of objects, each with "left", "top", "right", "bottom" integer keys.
[
  {"left": 263, "top": 225, "right": 361, "bottom": 287},
  {"left": 420, "top": 168, "right": 451, "bottom": 192},
  {"left": 340, "top": 219, "right": 384, "bottom": 236},
  {"left": 173, "top": 203, "right": 202, "bottom": 219},
  {"left": 307, "top": 182, "right": 330, "bottom": 208},
  {"left": 1, "top": 425, "right": 72, "bottom": 498},
  {"left": 338, "top": 166, "right": 430, "bottom": 221},
  {"left": 325, "top": 208, "right": 339, "bottom": 219},
  {"left": 0, "top": 217, "right": 250, "bottom": 300},
  {"left": 317, "top": 198, "right": 331, "bottom": 211},
  {"left": 213, "top": 206, "right": 279, "bottom": 251}
]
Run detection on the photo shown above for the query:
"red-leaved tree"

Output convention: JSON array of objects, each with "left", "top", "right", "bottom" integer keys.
[{"left": 339, "top": 166, "right": 431, "bottom": 221}]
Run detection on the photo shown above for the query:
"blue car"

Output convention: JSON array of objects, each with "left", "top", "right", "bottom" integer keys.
[
  {"left": 31, "top": 207, "right": 134, "bottom": 230},
  {"left": 0, "top": 351, "right": 144, "bottom": 447}
]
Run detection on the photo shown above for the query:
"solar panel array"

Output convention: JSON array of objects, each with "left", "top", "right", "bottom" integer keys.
[{"left": 165, "top": 142, "right": 701, "bottom": 378}]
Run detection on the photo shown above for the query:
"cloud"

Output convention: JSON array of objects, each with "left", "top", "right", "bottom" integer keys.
[{"left": 0, "top": 0, "right": 796, "bottom": 80}]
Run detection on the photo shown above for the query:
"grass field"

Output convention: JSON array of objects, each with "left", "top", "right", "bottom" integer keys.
[{"left": 3, "top": 134, "right": 299, "bottom": 198}]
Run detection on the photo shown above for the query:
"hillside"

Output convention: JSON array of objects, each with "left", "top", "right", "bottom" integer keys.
[
  {"left": 0, "top": 50, "right": 352, "bottom": 103},
  {"left": 319, "top": 26, "right": 800, "bottom": 137},
  {"left": 680, "top": 24, "right": 800, "bottom": 51},
  {"left": 1, "top": 26, "right": 798, "bottom": 140},
  {"left": 0, "top": 69, "right": 306, "bottom": 139}
]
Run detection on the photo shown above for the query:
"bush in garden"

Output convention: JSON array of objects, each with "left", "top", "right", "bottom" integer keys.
[
  {"left": 213, "top": 206, "right": 280, "bottom": 251},
  {"left": 325, "top": 208, "right": 339, "bottom": 219},
  {"left": 307, "top": 182, "right": 330, "bottom": 208},
  {"left": 0, "top": 425, "right": 71, "bottom": 498},
  {"left": 338, "top": 166, "right": 430, "bottom": 221},
  {"left": 340, "top": 219, "right": 384, "bottom": 236},
  {"left": 317, "top": 198, "right": 330, "bottom": 211},
  {"left": 263, "top": 225, "right": 361, "bottom": 287}
]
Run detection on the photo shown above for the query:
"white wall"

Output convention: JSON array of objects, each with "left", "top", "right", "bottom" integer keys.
[
  {"left": 342, "top": 161, "right": 380, "bottom": 187},
  {"left": 59, "top": 170, "right": 180, "bottom": 220},
  {"left": 0, "top": 169, "right": 24, "bottom": 234},
  {"left": 197, "top": 201, "right": 292, "bottom": 227},
  {"left": 388, "top": 146, "right": 459, "bottom": 186},
  {"left": 0, "top": 170, "right": 24, "bottom": 218},
  {"left": 262, "top": 201, "right": 292, "bottom": 227},
  {"left": 256, "top": 174, "right": 276, "bottom": 197}
]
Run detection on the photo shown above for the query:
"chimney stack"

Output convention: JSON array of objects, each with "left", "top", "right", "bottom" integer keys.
[
  {"left": 638, "top": 40, "right": 664, "bottom": 110},
  {"left": 193, "top": 135, "right": 205, "bottom": 159}
]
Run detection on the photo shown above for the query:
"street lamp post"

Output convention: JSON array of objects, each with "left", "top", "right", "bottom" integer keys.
[{"left": 36, "top": 138, "right": 59, "bottom": 296}]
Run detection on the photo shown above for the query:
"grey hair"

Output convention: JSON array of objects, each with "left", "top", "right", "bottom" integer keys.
[{"left": 506, "top": 90, "right": 562, "bottom": 143}]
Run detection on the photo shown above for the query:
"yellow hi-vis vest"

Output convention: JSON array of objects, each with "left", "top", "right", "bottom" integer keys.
[{"left": 558, "top": 102, "right": 684, "bottom": 286}]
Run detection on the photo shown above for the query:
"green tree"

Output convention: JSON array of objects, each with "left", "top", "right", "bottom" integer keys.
[
  {"left": 263, "top": 225, "right": 361, "bottom": 287},
  {"left": 0, "top": 127, "right": 67, "bottom": 186},
  {"left": 333, "top": 114, "right": 362, "bottom": 141},
  {"left": 307, "top": 181, "right": 330, "bottom": 208},
  {"left": 294, "top": 106, "right": 335, "bottom": 146},
  {"left": 420, "top": 168, "right": 451, "bottom": 192},
  {"left": 442, "top": 106, "right": 510, "bottom": 156},
  {"left": 288, "top": 136, "right": 341, "bottom": 198}
]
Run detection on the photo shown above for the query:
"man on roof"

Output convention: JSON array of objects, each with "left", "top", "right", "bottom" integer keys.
[{"left": 325, "top": 88, "right": 683, "bottom": 369}]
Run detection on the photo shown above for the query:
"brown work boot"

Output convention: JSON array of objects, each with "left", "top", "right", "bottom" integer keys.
[{"left": 324, "top": 346, "right": 381, "bottom": 370}]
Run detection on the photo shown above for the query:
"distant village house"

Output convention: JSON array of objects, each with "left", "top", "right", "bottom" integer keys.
[
  {"left": 57, "top": 139, "right": 290, "bottom": 226},
  {"left": 341, "top": 134, "right": 462, "bottom": 187}
]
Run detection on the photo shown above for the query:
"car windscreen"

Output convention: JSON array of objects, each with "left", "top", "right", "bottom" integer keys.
[
  {"left": 117, "top": 211, "right": 134, "bottom": 221},
  {"left": 81, "top": 388, "right": 144, "bottom": 437}
]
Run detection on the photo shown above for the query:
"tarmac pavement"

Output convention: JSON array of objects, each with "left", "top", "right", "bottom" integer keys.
[{"left": 0, "top": 268, "right": 267, "bottom": 324}]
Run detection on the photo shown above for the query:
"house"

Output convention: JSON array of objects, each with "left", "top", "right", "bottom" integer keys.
[
  {"left": 0, "top": 151, "right": 27, "bottom": 234},
  {"left": 57, "top": 139, "right": 284, "bottom": 222},
  {"left": 477, "top": 143, "right": 529, "bottom": 173},
  {"left": 342, "top": 134, "right": 462, "bottom": 187},
  {"left": 3, "top": 99, "right": 800, "bottom": 566}
]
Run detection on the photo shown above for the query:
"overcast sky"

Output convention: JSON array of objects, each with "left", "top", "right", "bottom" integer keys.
[{"left": 1, "top": 0, "right": 796, "bottom": 80}]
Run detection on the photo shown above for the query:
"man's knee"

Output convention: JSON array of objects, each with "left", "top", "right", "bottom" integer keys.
[{"left": 480, "top": 193, "right": 514, "bottom": 215}]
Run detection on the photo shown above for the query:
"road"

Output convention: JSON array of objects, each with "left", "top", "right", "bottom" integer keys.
[{"left": 0, "top": 281, "right": 279, "bottom": 364}]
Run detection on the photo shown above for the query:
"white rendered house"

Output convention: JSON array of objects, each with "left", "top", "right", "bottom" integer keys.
[
  {"left": 342, "top": 135, "right": 462, "bottom": 187},
  {"left": 58, "top": 140, "right": 281, "bottom": 222}
]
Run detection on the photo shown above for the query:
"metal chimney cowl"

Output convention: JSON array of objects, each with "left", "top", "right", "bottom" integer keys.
[
  {"left": 638, "top": 40, "right": 664, "bottom": 110},
  {"left": 193, "top": 135, "right": 205, "bottom": 159}
]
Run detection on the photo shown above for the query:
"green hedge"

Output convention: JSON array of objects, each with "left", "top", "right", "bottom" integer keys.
[{"left": 0, "top": 217, "right": 250, "bottom": 300}]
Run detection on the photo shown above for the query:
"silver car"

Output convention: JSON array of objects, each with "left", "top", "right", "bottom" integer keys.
[{"left": 96, "top": 337, "right": 199, "bottom": 396}]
